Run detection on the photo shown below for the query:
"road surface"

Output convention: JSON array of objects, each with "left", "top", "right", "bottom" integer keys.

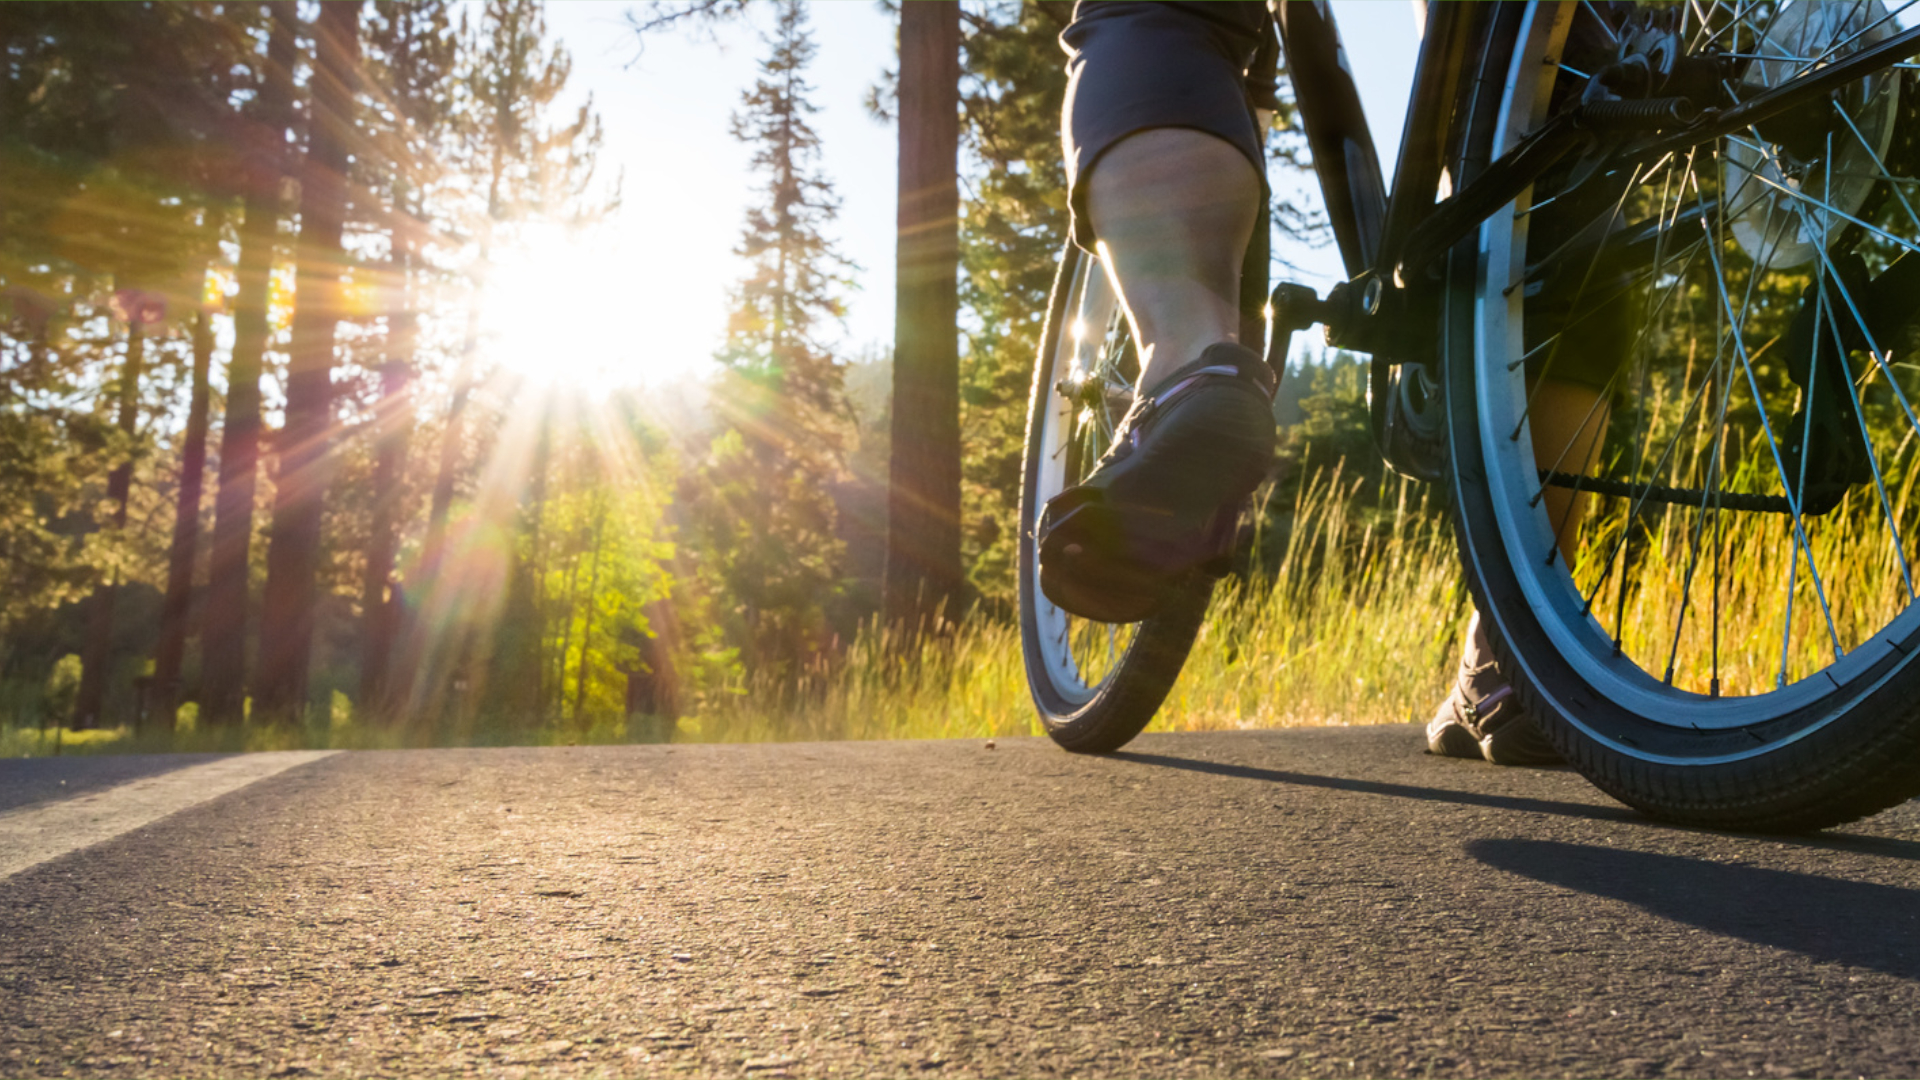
[{"left": 4, "top": 726, "right": 1920, "bottom": 1077}]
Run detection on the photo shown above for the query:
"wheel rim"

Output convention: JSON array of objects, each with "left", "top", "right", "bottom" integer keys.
[
  {"left": 1473, "top": 1, "right": 1920, "bottom": 754},
  {"left": 1028, "top": 250, "right": 1145, "bottom": 705}
]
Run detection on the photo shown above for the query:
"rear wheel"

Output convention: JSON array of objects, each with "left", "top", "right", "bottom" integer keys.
[
  {"left": 1017, "top": 244, "right": 1211, "bottom": 753},
  {"left": 1447, "top": 1, "right": 1920, "bottom": 829}
]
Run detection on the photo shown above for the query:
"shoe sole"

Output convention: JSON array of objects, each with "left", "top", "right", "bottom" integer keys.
[
  {"left": 1038, "top": 382, "right": 1273, "bottom": 623},
  {"left": 1039, "top": 497, "right": 1203, "bottom": 623}
]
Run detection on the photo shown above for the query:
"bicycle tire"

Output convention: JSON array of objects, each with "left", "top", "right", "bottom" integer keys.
[
  {"left": 1444, "top": 1, "right": 1920, "bottom": 829},
  {"left": 1017, "top": 242, "right": 1212, "bottom": 754}
]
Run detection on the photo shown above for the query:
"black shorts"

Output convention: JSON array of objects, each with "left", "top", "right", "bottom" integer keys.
[{"left": 1060, "top": 2, "right": 1276, "bottom": 251}]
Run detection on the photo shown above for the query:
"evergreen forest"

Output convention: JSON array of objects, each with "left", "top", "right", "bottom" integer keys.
[{"left": 1, "top": 0, "right": 1424, "bottom": 755}]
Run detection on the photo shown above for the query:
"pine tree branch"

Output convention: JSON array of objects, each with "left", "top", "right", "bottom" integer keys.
[{"left": 624, "top": 0, "right": 751, "bottom": 44}]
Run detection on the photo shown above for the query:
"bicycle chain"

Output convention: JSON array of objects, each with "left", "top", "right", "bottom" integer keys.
[{"left": 1538, "top": 470, "right": 1794, "bottom": 515}]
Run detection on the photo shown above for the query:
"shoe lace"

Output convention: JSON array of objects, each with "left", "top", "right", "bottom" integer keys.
[{"left": 1098, "top": 363, "right": 1263, "bottom": 467}]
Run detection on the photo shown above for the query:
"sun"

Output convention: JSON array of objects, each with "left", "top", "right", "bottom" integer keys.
[{"left": 480, "top": 222, "right": 655, "bottom": 390}]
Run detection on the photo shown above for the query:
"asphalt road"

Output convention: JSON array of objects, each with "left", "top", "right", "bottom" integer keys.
[
  {"left": 0, "top": 753, "right": 231, "bottom": 815},
  {"left": 5, "top": 726, "right": 1920, "bottom": 1078}
]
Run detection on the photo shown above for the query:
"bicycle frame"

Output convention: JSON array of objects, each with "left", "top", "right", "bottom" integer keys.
[
  {"left": 1274, "top": 0, "right": 1920, "bottom": 478},
  {"left": 1278, "top": 1, "right": 1920, "bottom": 345},
  {"left": 1273, "top": 1, "right": 1492, "bottom": 473},
  {"left": 1277, "top": 2, "right": 1479, "bottom": 287}
]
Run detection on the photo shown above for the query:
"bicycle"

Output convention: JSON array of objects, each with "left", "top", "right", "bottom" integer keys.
[{"left": 1018, "top": 1, "right": 1920, "bottom": 831}]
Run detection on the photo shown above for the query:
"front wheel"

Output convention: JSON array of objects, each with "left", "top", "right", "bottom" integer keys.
[
  {"left": 1447, "top": 1, "right": 1920, "bottom": 829},
  {"left": 1017, "top": 243, "right": 1211, "bottom": 753}
]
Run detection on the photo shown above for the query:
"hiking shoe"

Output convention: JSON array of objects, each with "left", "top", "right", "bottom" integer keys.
[
  {"left": 1427, "top": 612, "right": 1565, "bottom": 767},
  {"left": 1037, "top": 342, "right": 1276, "bottom": 623}
]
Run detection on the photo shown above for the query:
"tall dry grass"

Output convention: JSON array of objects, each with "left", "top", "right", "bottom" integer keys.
[
  {"left": 694, "top": 443, "right": 1917, "bottom": 741},
  {"left": 20, "top": 448, "right": 1907, "bottom": 757},
  {"left": 1575, "top": 441, "right": 1920, "bottom": 696},
  {"left": 685, "top": 461, "right": 1467, "bottom": 743}
]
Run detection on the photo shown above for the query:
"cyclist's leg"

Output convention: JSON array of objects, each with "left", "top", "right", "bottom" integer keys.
[
  {"left": 1086, "top": 129, "right": 1259, "bottom": 394},
  {"left": 1530, "top": 379, "right": 1609, "bottom": 565},
  {"left": 1039, "top": 2, "right": 1280, "bottom": 623},
  {"left": 1433, "top": 282, "right": 1624, "bottom": 764},
  {"left": 1061, "top": 1, "right": 1271, "bottom": 390}
]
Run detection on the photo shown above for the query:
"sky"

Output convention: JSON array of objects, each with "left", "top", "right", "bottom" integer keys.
[{"left": 492, "top": 2, "right": 1421, "bottom": 388}]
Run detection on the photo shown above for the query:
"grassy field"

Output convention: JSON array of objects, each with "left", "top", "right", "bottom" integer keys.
[
  {"left": 2, "top": 464, "right": 1462, "bottom": 758},
  {"left": 25, "top": 441, "right": 1910, "bottom": 760}
]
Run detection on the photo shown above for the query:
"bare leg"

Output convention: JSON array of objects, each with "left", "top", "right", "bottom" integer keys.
[
  {"left": 1528, "top": 379, "right": 1609, "bottom": 567},
  {"left": 1433, "top": 382, "right": 1608, "bottom": 763},
  {"left": 1085, "top": 128, "right": 1261, "bottom": 393}
]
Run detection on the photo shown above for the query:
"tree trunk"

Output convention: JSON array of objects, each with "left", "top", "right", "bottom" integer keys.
[
  {"left": 358, "top": 358, "right": 409, "bottom": 714},
  {"left": 72, "top": 322, "right": 146, "bottom": 729},
  {"left": 883, "top": 0, "right": 963, "bottom": 633},
  {"left": 203, "top": 0, "right": 298, "bottom": 727},
  {"left": 360, "top": 204, "right": 417, "bottom": 716},
  {"left": 257, "top": 0, "right": 360, "bottom": 723},
  {"left": 420, "top": 346, "right": 470, "bottom": 568},
  {"left": 152, "top": 309, "right": 215, "bottom": 728}
]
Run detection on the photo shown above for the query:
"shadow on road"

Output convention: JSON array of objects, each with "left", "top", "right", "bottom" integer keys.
[
  {"left": 1470, "top": 838, "right": 1920, "bottom": 980},
  {"left": 1111, "top": 750, "right": 1637, "bottom": 823},
  {"left": 1111, "top": 752, "right": 1920, "bottom": 861}
]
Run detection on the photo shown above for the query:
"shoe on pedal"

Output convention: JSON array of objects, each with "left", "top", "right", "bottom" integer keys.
[
  {"left": 1037, "top": 342, "right": 1277, "bottom": 624},
  {"left": 1426, "top": 612, "right": 1565, "bottom": 767}
]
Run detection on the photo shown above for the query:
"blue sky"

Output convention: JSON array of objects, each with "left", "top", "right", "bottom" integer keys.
[{"left": 502, "top": 1, "right": 1420, "bottom": 386}]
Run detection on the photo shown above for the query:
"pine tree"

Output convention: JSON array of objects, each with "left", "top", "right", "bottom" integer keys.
[
  {"left": 204, "top": 0, "right": 300, "bottom": 726},
  {"left": 0, "top": 3, "right": 248, "bottom": 726},
  {"left": 357, "top": 0, "right": 459, "bottom": 715},
  {"left": 402, "top": 0, "right": 601, "bottom": 722},
  {"left": 421, "top": 0, "right": 596, "bottom": 562},
  {"left": 255, "top": 0, "right": 363, "bottom": 723},
  {"left": 688, "top": 0, "right": 852, "bottom": 674}
]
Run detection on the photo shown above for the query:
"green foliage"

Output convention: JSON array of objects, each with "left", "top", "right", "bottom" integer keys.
[
  {"left": 685, "top": 0, "right": 853, "bottom": 677},
  {"left": 43, "top": 652, "right": 82, "bottom": 721},
  {"left": 0, "top": 3, "right": 244, "bottom": 681},
  {"left": 953, "top": 0, "right": 1072, "bottom": 610},
  {"left": 455, "top": 0, "right": 603, "bottom": 229},
  {"left": 1259, "top": 351, "right": 1438, "bottom": 572},
  {"left": 533, "top": 419, "right": 677, "bottom": 728},
  {"left": 650, "top": 459, "right": 1466, "bottom": 741},
  {"left": 0, "top": 1, "right": 1446, "bottom": 747}
]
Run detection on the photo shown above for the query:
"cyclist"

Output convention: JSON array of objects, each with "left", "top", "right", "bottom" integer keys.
[{"left": 1040, "top": 1, "right": 1615, "bottom": 766}]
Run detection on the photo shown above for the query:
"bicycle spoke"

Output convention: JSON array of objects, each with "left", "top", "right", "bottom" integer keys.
[
  {"left": 1697, "top": 0, "right": 1774, "bottom": 51},
  {"left": 1579, "top": 151, "right": 1684, "bottom": 600},
  {"left": 1583, "top": 0, "right": 1621, "bottom": 44},
  {"left": 1530, "top": 237, "right": 1708, "bottom": 498},
  {"left": 1782, "top": 0, "right": 1919, "bottom": 80},
  {"left": 1511, "top": 161, "right": 1654, "bottom": 441},
  {"left": 1579, "top": 179, "right": 1788, "bottom": 621},
  {"left": 1695, "top": 181, "right": 1846, "bottom": 673},
  {"left": 1663, "top": 312, "right": 1745, "bottom": 686},
  {"left": 1712, "top": 155, "right": 1827, "bottom": 676},
  {"left": 1744, "top": 124, "right": 1920, "bottom": 444},
  {"left": 1727, "top": 136, "right": 1920, "bottom": 256},
  {"left": 1833, "top": 96, "right": 1920, "bottom": 236},
  {"left": 1725, "top": 51, "right": 1920, "bottom": 70},
  {"left": 1821, "top": 271, "right": 1917, "bottom": 600},
  {"left": 1510, "top": 243, "right": 1704, "bottom": 375}
]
